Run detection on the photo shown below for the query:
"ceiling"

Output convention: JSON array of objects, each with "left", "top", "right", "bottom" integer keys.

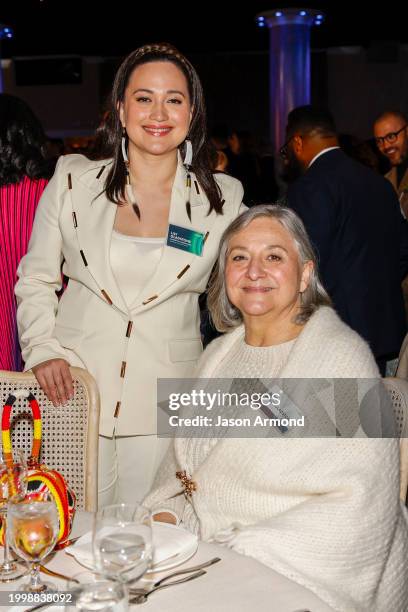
[{"left": 1, "top": 1, "right": 406, "bottom": 58}]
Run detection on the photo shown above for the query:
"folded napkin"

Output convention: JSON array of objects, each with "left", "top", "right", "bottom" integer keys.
[
  {"left": 151, "top": 522, "right": 198, "bottom": 566},
  {"left": 67, "top": 522, "right": 198, "bottom": 570}
]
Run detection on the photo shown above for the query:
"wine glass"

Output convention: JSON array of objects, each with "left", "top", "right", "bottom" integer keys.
[
  {"left": 0, "top": 449, "right": 28, "bottom": 581},
  {"left": 7, "top": 494, "right": 59, "bottom": 592},
  {"left": 93, "top": 503, "right": 153, "bottom": 584},
  {"left": 66, "top": 571, "right": 129, "bottom": 611}
]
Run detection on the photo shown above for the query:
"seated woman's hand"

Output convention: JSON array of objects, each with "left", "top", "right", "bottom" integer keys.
[
  {"left": 32, "top": 359, "right": 74, "bottom": 407},
  {"left": 153, "top": 512, "right": 177, "bottom": 525}
]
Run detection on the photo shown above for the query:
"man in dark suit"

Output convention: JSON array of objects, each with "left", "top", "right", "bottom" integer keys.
[{"left": 284, "top": 106, "right": 408, "bottom": 374}]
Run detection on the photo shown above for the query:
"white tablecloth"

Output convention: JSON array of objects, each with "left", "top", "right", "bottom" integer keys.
[{"left": 3, "top": 512, "right": 334, "bottom": 612}]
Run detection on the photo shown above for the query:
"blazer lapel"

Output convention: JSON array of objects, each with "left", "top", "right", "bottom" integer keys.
[
  {"left": 130, "top": 160, "right": 219, "bottom": 312},
  {"left": 72, "top": 162, "right": 130, "bottom": 315},
  {"left": 70, "top": 157, "right": 219, "bottom": 315}
]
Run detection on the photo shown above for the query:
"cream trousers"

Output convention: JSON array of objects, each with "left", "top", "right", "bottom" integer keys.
[{"left": 97, "top": 435, "right": 170, "bottom": 508}]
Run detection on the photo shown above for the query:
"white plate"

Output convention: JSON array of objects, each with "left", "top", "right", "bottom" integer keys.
[
  {"left": 67, "top": 523, "right": 198, "bottom": 574},
  {"left": 149, "top": 540, "right": 197, "bottom": 573}
]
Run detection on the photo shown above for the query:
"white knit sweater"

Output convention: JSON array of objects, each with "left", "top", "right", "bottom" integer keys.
[{"left": 144, "top": 307, "right": 408, "bottom": 612}]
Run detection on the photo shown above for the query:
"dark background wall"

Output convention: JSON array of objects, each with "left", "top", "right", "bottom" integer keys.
[
  {"left": 2, "top": 44, "right": 408, "bottom": 143},
  {"left": 327, "top": 45, "right": 408, "bottom": 136}
]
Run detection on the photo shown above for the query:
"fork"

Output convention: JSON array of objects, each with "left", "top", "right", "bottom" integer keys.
[
  {"left": 130, "top": 556, "right": 221, "bottom": 589},
  {"left": 129, "top": 569, "right": 207, "bottom": 604}
]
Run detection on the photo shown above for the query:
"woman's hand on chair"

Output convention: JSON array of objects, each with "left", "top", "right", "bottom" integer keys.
[{"left": 32, "top": 359, "right": 74, "bottom": 407}]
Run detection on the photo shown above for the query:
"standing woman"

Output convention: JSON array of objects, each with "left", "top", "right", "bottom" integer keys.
[
  {"left": 0, "top": 94, "right": 54, "bottom": 371},
  {"left": 15, "top": 43, "right": 244, "bottom": 504}
]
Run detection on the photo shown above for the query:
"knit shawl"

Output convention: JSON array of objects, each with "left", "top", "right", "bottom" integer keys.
[{"left": 145, "top": 307, "right": 408, "bottom": 612}]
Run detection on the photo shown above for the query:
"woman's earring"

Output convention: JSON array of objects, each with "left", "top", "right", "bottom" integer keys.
[
  {"left": 121, "top": 127, "right": 129, "bottom": 167},
  {"left": 183, "top": 138, "right": 193, "bottom": 167},
  {"left": 183, "top": 139, "right": 193, "bottom": 222}
]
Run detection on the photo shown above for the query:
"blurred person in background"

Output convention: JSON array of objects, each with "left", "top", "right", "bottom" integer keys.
[
  {"left": 338, "top": 133, "right": 384, "bottom": 174},
  {"left": 0, "top": 93, "right": 54, "bottom": 370},
  {"left": 284, "top": 105, "right": 408, "bottom": 375},
  {"left": 374, "top": 110, "right": 408, "bottom": 218},
  {"left": 225, "top": 129, "right": 260, "bottom": 205},
  {"left": 374, "top": 111, "right": 408, "bottom": 326}
]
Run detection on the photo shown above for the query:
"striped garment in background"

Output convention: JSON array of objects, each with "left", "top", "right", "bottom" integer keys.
[{"left": 0, "top": 177, "right": 48, "bottom": 370}]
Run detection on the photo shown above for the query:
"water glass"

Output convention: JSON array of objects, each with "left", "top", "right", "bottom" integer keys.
[
  {"left": 66, "top": 571, "right": 128, "bottom": 612},
  {"left": 93, "top": 503, "right": 153, "bottom": 583}
]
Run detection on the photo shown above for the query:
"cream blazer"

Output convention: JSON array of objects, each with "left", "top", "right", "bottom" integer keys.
[{"left": 15, "top": 154, "right": 244, "bottom": 436}]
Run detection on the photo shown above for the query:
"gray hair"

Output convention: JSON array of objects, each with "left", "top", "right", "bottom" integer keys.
[{"left": 207, "top": 204, "right": 331, "bottom": 332}]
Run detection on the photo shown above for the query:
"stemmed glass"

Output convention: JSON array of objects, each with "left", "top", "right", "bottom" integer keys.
[
  {"left": 0, "top": 449, "right": 28, "bottom": 581},
  {"left": 7, "top": 493, "right": 59, "bottom": 592},
  {"left": 93, "top": 503, "right": 153, "bottom": 584},
  {"left": 67, "top": 571, "right": 129, "bottom": 611}
]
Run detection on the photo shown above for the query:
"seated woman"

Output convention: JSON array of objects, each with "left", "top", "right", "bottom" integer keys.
[{"left": 144, "top": 205, "right": 408, "bottom": 612}]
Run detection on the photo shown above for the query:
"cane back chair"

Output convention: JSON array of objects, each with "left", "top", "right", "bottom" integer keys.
[
  {"left": 383, "top": 376, "right": 408, "bottom": 501},
  {"left": 0, "top": 367, "right": 100, "bottom": 511}
]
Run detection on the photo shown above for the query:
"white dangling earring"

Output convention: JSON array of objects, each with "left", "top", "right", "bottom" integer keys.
[
  {"left": 121, "top": 127, "right": 140, "bottom": 219},
  {"left": 183, "top": 138, "right": 193, "bottom": 167},
  {"left": 121, "top": 127, "right": 129, "bottom": 166}
]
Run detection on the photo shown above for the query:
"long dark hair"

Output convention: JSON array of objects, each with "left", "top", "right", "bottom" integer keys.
[
  {"left": 98, "top": 43, "right": 224, "bottom": 215},
  {"left": 0, "top": 93, "right": 53, "bottom": 185}
]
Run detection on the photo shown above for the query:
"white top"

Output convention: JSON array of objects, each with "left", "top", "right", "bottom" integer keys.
[
  {"left": 110, "top": 230, "right": 165, "bottom": 307},
  {"left": 215, "top": 336, "right": 295, "bottom": 378}
]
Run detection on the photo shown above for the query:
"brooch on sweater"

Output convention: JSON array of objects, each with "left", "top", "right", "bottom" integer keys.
[{"left": 176, "top": 470, "right": 197, "bottom": 496}]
